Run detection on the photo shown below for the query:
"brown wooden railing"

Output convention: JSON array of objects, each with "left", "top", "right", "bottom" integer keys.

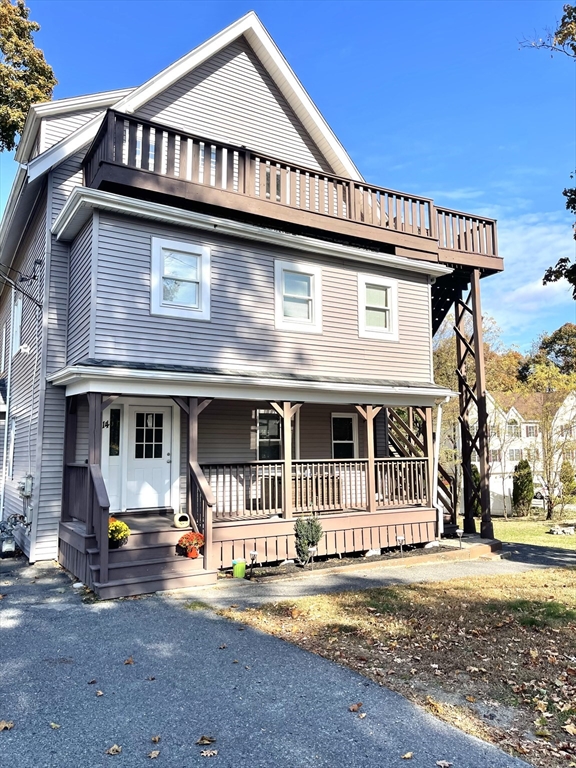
[
  {"left": 89, "top": 464, "right": 110, "bottom": 584},
  {"left": 436, "top": 206, "right": 497, "bottom": 257},
  {"left": 293, "top": 459, "right": 368, "bottom": 513},
  {"left": 202, "top": 461, "right": 284, "bottom": 520},
  {"left": 188, "top": 459, "right": 215, "bottom": 567},
  {"left": 437, "top": 463, "right": 457, "bottom": 527},
  {"left": 64, "top": 463, "right": 89, "bottom": 522},
  {"left": 375, "top": 457, "right": 428, "bottom": 508}
]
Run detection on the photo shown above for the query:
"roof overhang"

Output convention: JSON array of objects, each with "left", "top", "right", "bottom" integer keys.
[
  {"left": 48, "top": 364, "right": 456, "bottom": 407},
  {"left": 52, "top": 187, "right": 453, "bottom": 279}
]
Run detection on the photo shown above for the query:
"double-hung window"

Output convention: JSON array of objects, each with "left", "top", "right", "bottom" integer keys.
[
  {"left": 358, "top": 274, "right": 398, "bottom": 340},
  {"left": 275, "top": 260, "right": 322, "bottom": 333},
  {"left": 257, "top": 410, "right": 282, "bottom": 460},
  {"left": 331, "top": 413, "right": 358, "bottom": 459},
  {"left": 151, "top": 237, "right": 210, "bottom": 320}
]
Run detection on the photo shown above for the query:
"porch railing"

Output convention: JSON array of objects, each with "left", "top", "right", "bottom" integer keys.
[
  {"left": 202, "top": 461, "right": 284, "bottom": 521},
  {"left": 293, "top": 459, "right": 368, "bottom": 513},
  {"left": 83, "top": 110, "right": 497, "bottom": 257},
  {"left": 375, "top": 457, "right": 428, "bottom": 508},
  {"left": 64, "top": 463, "right": 89, "bottom": 522},
  {"left": 89, "top": 464, "right": 111, "bottom": 584}
]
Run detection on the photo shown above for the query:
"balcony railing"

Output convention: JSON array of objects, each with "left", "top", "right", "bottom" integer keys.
[{"left": 84, "top": 110, "right": 498, "bottom": 258}]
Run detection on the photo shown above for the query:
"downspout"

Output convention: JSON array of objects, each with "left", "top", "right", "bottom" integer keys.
[
  {"left": 433, "top": 396, "right": 450, "bottom": 538},
  {"left": 0, "top": 289, "right": 15, "bottom": 517}
]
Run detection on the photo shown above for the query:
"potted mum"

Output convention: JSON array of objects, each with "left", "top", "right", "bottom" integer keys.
[
  {"left": 108, "top": 517, "right": 131, "bottom": 548},
  {"left": 177, "top": 531, "right": 205, "bottom": 558}
]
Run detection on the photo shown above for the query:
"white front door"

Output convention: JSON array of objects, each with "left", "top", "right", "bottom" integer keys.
[{"left": 126, "top": 406, "right": 172, "bottom": 509}]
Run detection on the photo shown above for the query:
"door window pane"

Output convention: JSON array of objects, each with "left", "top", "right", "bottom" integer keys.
[
  {"left": 135, "top": 412, "right": 163, "bottom": 459},
  {"left": 109, "top": 409, "right": 121, "bottom": 457},
  {"left": 258, "top": 411, "right": 282, "bottom": 460}
]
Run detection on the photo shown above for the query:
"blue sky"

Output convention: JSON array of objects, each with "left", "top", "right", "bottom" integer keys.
[{"left": 1, "top": 0, "right": 574, "bottom": 351}]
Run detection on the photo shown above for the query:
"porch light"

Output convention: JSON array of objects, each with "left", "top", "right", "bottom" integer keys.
[
  {"left": 456, "top": 528, "right": 464, "bottom": 549},
  {"left": 396, "top": 534, "right": 405, "bottom": 557},
  {"left": 248, "top": 550, "right": 258, "bottom": 580}
]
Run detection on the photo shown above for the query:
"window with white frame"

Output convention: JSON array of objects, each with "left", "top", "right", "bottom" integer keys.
[
  {"left": 274, "top": 260, "right": 322, "bottom": 333},
  {"left": 489, "top": 449, "right": 501, "bottom": 464},
  {"left": 257, "top": 410, "right": 282, "bottom": 460},
  {"left": 526, "top": 424, "right": 538, "bottom": 438},
  {"left": 331, "top": 413, "right": 358, "bottom": 459},
  {"left": 358, "top": 274, "right": 398, "bottom": 340},
  {"left": 508, "top": 448, "right": 522, "bottom": 462},
  {"left": 11, "top": 292, "right": 22, "bottom": 355},
  {"left": 507, "top": 420, "right": 521, "bottom": 438},
  {"left": 151, "top": 237, "right": 210, "bottom": 320}
]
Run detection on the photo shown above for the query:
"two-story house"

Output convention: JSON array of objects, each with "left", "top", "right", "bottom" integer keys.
[{"left": 0, "top": 13, "right": 502, "bottom": 597}]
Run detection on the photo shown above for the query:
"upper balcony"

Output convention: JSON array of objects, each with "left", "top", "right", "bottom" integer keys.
[{"left": 83, "top": 110, "right": 502, "bottom": 275}]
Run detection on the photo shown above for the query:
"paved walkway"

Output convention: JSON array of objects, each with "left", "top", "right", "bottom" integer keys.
[{"left": 0, "top": 554, "right": 540, "bottom": 767}]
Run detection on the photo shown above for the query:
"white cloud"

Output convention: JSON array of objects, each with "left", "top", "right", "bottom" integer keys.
[{"left": 481, "top": 211, "right": 575, "bottom": 350}]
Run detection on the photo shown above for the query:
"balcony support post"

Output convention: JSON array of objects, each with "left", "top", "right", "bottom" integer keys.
[{"left": 355, "top": 406, "right": 383, "bottom": 513}]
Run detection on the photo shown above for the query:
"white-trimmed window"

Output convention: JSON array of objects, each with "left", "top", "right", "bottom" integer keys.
[
  {"left": 526, "top": 424, "right": 538, "bottom": 438},
  {"left": 275, "top": 260, "right": 322, "bottom": 333},
  {"left": 358, "top": 274, "right": 398, "bottom": 341},
  {"left": 11, "top": 292, "right": 22, "bottom": 355},
  {"left": 257, "top": 410, "right": 282, "bottom": 460},
  {"left": 151, "top": 237, "right": 210, "bottom": 320},
  {"left": 331, "top": 413, "right": 358, "bottom": 459},
  {"left": 509, "top": 448, "right": 522, "bottom": 462},
  {"left": 7, "top": 418, "right": 15, "bottom": 479}
]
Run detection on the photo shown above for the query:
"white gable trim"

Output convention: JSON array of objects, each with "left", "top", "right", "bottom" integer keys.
[
  {"left": 16, "top": 88, "right": 134, "bottom": 163},
  {"left": 114, "top": 12, "right": 361, "bottom": 180},
  {"left": 51, "top": 187, "right": 453, "bottom": 278}
]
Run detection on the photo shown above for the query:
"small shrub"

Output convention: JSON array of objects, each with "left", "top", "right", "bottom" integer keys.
[
  {"left": 294, "top": 515, "right": 323, "bottom": 565},
  {"left": 108, "top": 517, "right": 130, "bottom": 542},
  {"left": 512, "top": 460, "right": 534, "bottom": 516}
]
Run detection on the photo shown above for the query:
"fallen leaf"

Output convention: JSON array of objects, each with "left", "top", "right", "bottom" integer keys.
[
  {"left": 49, "top": 722, "right": 61, "bottom": 729},
  {"left": 229, "top": 604, "right": 238, "bottom": 608},
  {"left": 124, "top": 656, "right": 134, "bottom": 665},
  {"left": 148, "top": 751, "right": 160, "bottom": 759},
  {"left": 151, "top": 736, "right": 160, "bottom": 743},
  {"left": 96, "top": 690, "right": 104, "bottom": 697},
  {"left": 196, "top": 735, "right": 216, "bottom": 745},
  {"left": 563, "top": 723, "right": 576, "bottom": 736},
  {"left": 348, "top": 702, "right": 363, "bottom": 712},
  {"left": 245, "top": 665, "right": 251, "bottom": 670},
  {"left": 146, "top": 676, "right": 156, "bottom": 681},
  {"left": 436, "top": 762, "right": 453, "bottom": 768},
  {"left": 200, "top": 750, "right": 218, "bottom": 757},
  {"left": 358, "top": 712, "right": 366, "bottom": 719},
  {"left": 219, "top": 644, "right": 227, "bottom": 649},
  {"left": 233, "top": 660, "right": 239, "bottom": 664},
  {"left": 402, "top": 753, "right": 414, "bottom": 760},
  {"left": 105, "top": 744, "right": 122, "bottom": 755},
  {"left": 465, "top": 695, "right": 476, "bottom": 703},
  {"left": 0, "top": 721, "right": 14, "bottom": 731},
  {"left": 87, "top": 679, "right": 97, "bottom": 684},
  {"left": 0, "top": 594, "right": 6, "bottom": 600}
]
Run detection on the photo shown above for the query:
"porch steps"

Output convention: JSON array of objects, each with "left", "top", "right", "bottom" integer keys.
[
  {"left": 92, "top": 569, "right": 217, "bottom": 600},
  {"left": 87, "top": 542, "right": 184, "bottom": 563},
  {"left": 89, "top": 554, "right": 206, "bottom": 582}
]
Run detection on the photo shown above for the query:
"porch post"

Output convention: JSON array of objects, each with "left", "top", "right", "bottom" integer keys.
[
  {"left": 355, "top": 406, "right": 382, "bottom": 513},
  {"left": 61, "top": 396, "right": 78, "bottom": 523},
  {"left": 270, "top": 402, "right": 301, "bottom": 519},
  {"left": 422, "top": 406, "right": 435, "bottom": 508},
  {"left": 187, "top": 397, "right": 213, "bottom": 569},
  {"left": 86, "top": 393, "right": 103, "bottom": 536}
]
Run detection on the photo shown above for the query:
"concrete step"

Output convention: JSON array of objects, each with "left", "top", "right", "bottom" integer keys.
[{"left": 92, "top": 569, "right": 217, "bottom": 599}]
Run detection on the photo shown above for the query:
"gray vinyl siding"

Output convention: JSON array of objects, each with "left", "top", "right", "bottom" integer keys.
[
  {"left": 75, "top": 398, "right": 89, "bottom": 463},
  {"left": 67, "top": 220, "right": 93, "bottom": 364},
  {"left": 136, "top": 37, "right": 331, "bottom": 173},
  {"left": 32, "top": 150, "right": 86, "bottom": 561},
  {"left": 42, "top": 110, "right": 102, "bottom": 153},
  {"left": 2, "top": 200, "right": 47, "bottom": 557},
  {"left": 94, "top": 214, "right": 433, "bottom": 382}
]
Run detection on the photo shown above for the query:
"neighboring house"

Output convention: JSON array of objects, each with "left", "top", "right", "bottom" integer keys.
[
  {"left": 477, "top": 392, "right": 576, "bottom": 515},
  {"left": 0, "top": 13, "right": 502, "bottom": 597}
]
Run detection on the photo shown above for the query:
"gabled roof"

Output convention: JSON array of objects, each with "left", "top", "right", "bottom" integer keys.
[
  {"left": 16, "top": 87, "right": 135, "bottom": 163},
  {"left": 490, "top": 392, "right": 567, "bottom": 421},
  {"left": 26, "top": 12, "right": 362, "bottom": 183}
]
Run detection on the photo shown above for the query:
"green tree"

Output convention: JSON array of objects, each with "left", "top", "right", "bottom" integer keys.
[
  {"left": 512, "top": 459, "right": 534, "bottom": 516},
  {"left": 294, "top": 515, "right": 323, "bottom": 566},
  {"left": 558, "top": 458, "right": 576, "bottom": 517},
  {"left": 522, "top": 4, "right": 576, "bottom": 293},
  {"left": 0, "top": 0, "right": 56, "bottom": 152}
]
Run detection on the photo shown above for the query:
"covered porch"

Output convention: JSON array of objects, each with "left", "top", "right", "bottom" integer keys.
[{"left": 54, "top": 369, "right": 455, "bottom": 596}]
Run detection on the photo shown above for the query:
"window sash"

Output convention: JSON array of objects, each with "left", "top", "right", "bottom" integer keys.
[{"left": 282, "top": 270, "right": 314, "bottom": 323}]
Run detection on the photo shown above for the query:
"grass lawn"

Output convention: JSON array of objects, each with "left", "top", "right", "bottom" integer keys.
[
  {"left": 493, "top": 518, "right": 576, "bottom": 550},
  {"left": 223, "top": 568, "right": 576, "bottom": 768}
]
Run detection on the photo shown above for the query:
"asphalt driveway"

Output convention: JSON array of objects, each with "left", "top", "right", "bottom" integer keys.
[{"left": 0, "top": 557, "right": 528, "bottom": 768}]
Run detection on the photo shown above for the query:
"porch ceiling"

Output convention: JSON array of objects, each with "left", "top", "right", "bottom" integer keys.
[{"left": 48, "top": 362, "right": 455, "bottom": 406}]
